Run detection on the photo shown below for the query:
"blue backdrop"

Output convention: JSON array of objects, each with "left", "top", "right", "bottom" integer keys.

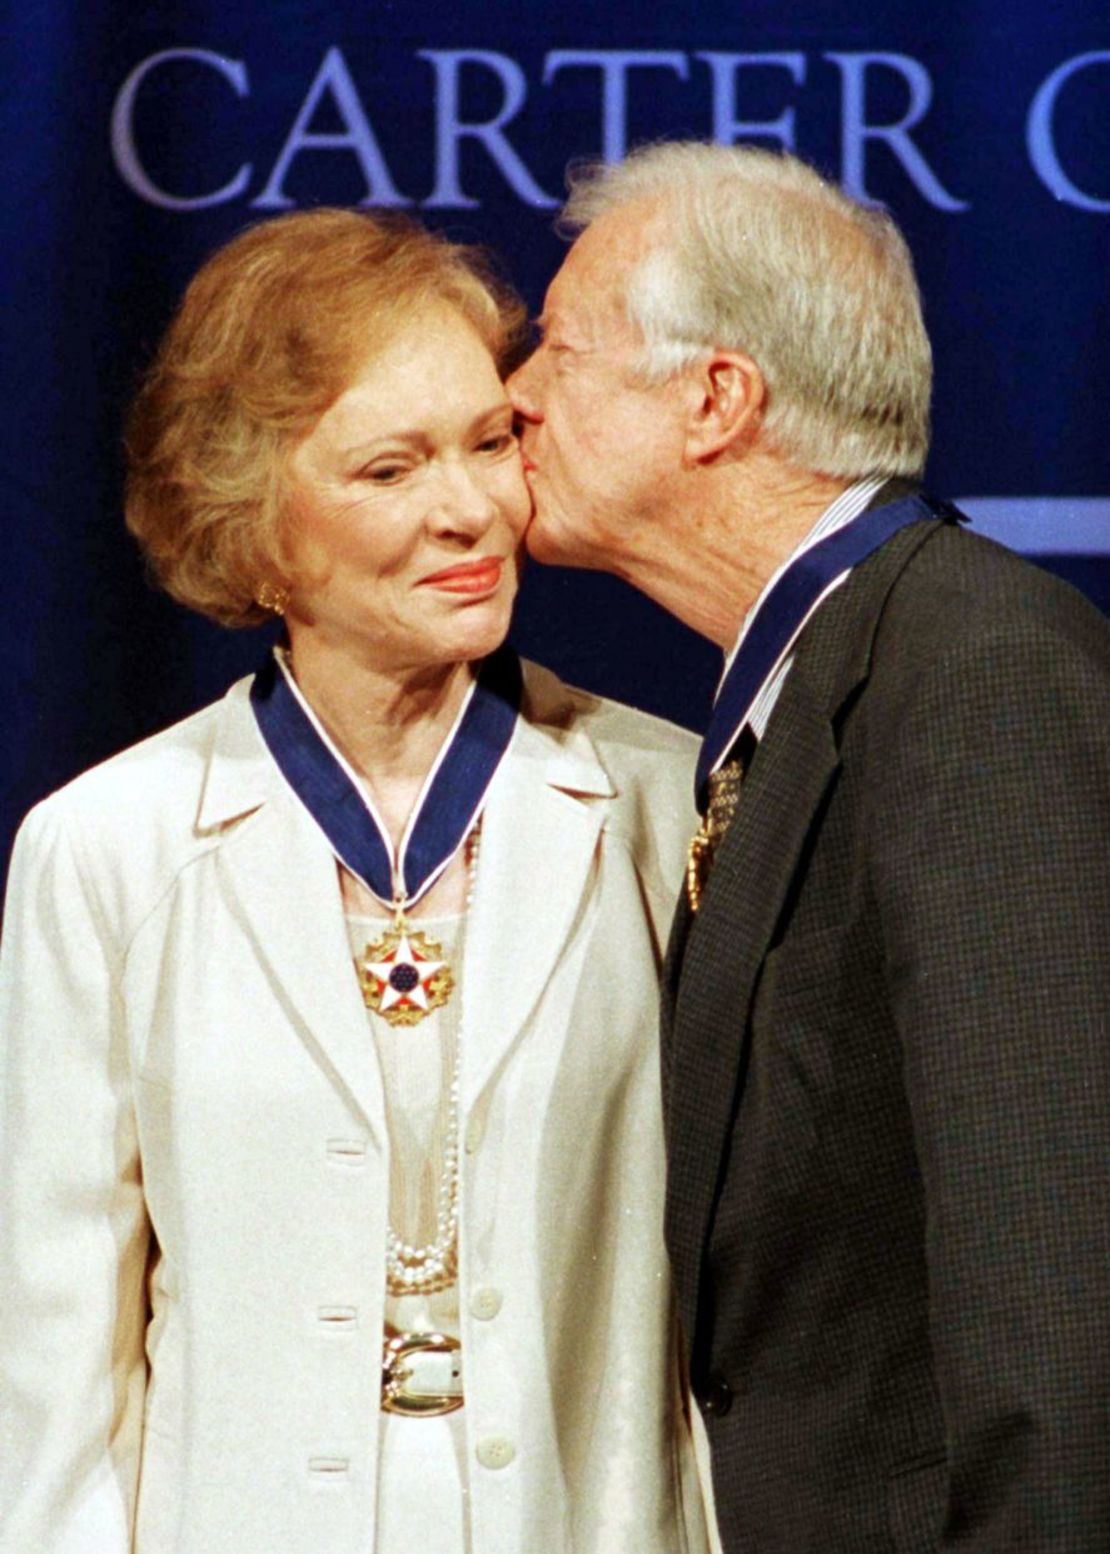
[{"left": 2, "top": 0, "right": 1108, "bottom": 883}]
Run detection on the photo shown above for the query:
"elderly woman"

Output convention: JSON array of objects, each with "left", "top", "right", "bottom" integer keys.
[{"left": 0, "top": 211, "right": 712, "bottom": 1554}]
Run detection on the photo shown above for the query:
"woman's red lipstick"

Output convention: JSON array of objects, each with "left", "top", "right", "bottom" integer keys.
[{"left": 420, "top": 557, "right": 504, "bottom": 594}]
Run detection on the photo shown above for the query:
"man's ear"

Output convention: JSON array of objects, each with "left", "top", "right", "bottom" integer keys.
[{"left": 682, "top": 352, "right": 765, "bottom": 465}]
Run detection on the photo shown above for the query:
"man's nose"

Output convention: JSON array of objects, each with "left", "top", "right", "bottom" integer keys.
[{"left": 506, "top": 354, "right": 542, "bottom": 422}]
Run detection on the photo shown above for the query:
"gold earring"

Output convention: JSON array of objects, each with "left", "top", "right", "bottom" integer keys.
[{"left": 255, "top": 581, "right": 289, "bottom": 616}]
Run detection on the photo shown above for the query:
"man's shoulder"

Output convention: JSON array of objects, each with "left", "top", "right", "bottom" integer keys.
[
  {"left": 786, "top": 514, "right": 1109, "bottom": 764},
  {"left": 854, "top": 519, "right": 1110, "bottom": 748},
  {"left": 882, "top": 519, "right": 1109, "bottom": 658}
]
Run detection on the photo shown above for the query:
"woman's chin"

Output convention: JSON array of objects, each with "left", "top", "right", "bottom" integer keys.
[{"left": 425, "top": 597, "right": 516, "bottom": 666}]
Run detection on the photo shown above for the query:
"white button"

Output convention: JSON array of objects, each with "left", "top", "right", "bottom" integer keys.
[
  {"left": 316, "top": 1306, "right": 357, "bottom": 1328},
  {"left": 465, "top": 1114, "right": 485, "bottom": 1154},
  {"left": 307, "top": 1456, "right": 349, "bottom": 1478},
  {"left": 325, "top": 1138, "right": 367, "bottom": 1165},
  {"left": 476, "top": 1436, "right": 516, "bottom": 1470},
  {"left": 470, "top": 1286, "right": 503, "bottom": 1321}
]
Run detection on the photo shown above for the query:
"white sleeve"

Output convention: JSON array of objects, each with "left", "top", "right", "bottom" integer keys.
[{"left": 0, "top": 800, "right": 150, "bottom": 1554}]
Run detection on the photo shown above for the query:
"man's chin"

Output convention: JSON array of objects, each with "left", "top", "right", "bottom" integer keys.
[{"left": 524, "top": 514, "right": 586, "bottom": 569}]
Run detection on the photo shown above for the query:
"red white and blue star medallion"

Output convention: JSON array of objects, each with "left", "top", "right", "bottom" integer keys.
[{"left": 357, "top": 923, "right": 455, "bottom": 1028}]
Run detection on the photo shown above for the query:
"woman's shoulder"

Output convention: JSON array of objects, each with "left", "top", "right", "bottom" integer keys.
[
  {"left": 520, "top": 658, "right": 699, "bottom": 778},
  {"left": 11, "top": 679, "right": 258, "bottom": 924},
  {"left": 519, "top": 659, "right": 699, "bottom": 885},
  {"left": 33, "top": 682, "right": 247, "bottom": 828}
]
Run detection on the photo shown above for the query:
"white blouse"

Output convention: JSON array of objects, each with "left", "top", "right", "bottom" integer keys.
[{"left": 345, "top": 911, "right": 464, "bottom": 1341}]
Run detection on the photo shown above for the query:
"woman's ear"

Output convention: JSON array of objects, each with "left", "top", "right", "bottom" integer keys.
[{"left": 682, "top": 352, "right": 765, "bottom": 466}]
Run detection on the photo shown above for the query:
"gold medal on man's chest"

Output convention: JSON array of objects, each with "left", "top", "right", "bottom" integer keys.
[
  {"left": 686, "top": 758, "right": 744, "bottom": 913},
  {"left": 357, "top": 922, "right": 455, "bottom": 1027}
]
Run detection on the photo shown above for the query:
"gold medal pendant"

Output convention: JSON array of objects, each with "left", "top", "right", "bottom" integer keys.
[{"left": 357, "top": 918, "right": 455, "bottom": 1027}]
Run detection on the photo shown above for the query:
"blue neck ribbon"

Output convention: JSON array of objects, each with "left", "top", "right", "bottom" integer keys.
[
  {"left": 251, "top": 643, "right": 522, "bottom": 907},
  {"left": 696, "top": 491, "right": 950, "bottom": 808}
]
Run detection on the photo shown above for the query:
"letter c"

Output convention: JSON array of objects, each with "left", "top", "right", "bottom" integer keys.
[
  {"left": 1027, "top": 52, "right": 1110, "bottom": 212},
  {"left": 111, "top": 49, "right": 251, "bottom": 211}
]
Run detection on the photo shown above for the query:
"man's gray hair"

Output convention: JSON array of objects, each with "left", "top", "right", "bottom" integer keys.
[{"left": 562, "top": 143, "right": 932, "bottom": 480}]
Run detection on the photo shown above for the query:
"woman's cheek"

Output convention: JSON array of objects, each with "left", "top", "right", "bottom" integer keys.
[{"left": 505, "top": 468, "right": 534, "bottom": 533}]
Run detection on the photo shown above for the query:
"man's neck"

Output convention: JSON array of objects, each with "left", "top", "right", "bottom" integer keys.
[{"left": 624, "top": 454, "right": 853, "bottom": 651}]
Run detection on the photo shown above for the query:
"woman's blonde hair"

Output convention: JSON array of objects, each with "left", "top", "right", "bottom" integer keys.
[{"left": 125, "top": 208, "right": 525, "bottom": 626}]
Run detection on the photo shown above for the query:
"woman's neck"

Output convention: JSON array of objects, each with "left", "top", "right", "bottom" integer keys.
[{"left": 284, "top": 632, "right": 476, "bottom": 846}]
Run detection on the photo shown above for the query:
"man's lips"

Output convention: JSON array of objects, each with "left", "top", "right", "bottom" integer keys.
[{"left": 419, "top": 557, "right": 505, "bottom": 594}]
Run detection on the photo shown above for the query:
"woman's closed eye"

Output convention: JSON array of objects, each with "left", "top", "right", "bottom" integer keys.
[
  {"left": 358, "top": 459, "right": 413, "bottom": 485},
  {"left": 476, "top": 431, "right": 517, "bottom": 456}
]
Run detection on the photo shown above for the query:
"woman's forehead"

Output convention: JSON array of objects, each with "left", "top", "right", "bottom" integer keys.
[{"left": 296, "top": 310, "right": 508, "bottom": 459}]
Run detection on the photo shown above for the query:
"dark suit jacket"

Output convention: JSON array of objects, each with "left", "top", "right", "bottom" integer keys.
[{"left": 662, "top": 506, "right": 1110, "bottom": 1552}]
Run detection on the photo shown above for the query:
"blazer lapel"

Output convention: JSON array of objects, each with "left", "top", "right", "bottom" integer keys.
[
  {"left": 459, "top": 687, "right": 613, "bottom": 1111},
  {"left": 197, "top": 681, "right": 387, "bottom": 1143},
  {"left": 665, "top": 682, "right": 839, "bottom": 1338},
  {"left": 664, "top": 514, "right": 946, "bottom": 1342},
  {"left": 192, "top": 666, "right": 619, "bottom": 1142},
  {"left": 660, "top": 888, "right": 693, "bottom": 1108}
]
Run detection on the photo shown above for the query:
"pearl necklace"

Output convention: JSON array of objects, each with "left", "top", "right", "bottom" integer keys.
[{"left": 384, "top": 824, "right": 478, "bottom": 1297}]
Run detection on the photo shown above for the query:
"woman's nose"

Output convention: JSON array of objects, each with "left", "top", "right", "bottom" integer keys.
[{"left": 427, "top": 462, "right": 499, "bottom": 537}]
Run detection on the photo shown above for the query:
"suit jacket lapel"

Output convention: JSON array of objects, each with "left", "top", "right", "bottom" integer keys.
[
  {"left": 664, "top": 516, "right": 944, "bottom": 1344},
  {"left": 198, "top": 681, "right": 388, "bottom": 1143},
  {"left": 665, "top": 682, "right": 839, "bottom": 1338},
  {"left": 660, "top": 883, "right": 695, "bottom": 1112},
  {"left": 460, "top": 698, "right": 612, "bottom": 1110}
]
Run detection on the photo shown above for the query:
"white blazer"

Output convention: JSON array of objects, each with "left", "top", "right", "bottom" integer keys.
[{"left": 0, "top": 660, "right": 714, "bottom": 1554}]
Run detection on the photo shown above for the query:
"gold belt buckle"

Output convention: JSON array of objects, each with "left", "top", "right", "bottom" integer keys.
[{"left": 382, "top": 1329, "right": 464, "bottom": 1417}]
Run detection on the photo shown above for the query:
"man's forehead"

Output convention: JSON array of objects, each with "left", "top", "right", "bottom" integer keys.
[
  {"left": 567, "top": 206, "right": 648, "bottom": 276},
  {"left": 543, "top": 219, "right": 640, "bottom": 338},
  {"left": 554, "top": 197, "right": 665, "bottom": 296}
]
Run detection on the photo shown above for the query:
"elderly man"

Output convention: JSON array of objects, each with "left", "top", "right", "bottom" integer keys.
[{"left": 509, "top": 144, "right": 1110, "bottom": 1552}]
